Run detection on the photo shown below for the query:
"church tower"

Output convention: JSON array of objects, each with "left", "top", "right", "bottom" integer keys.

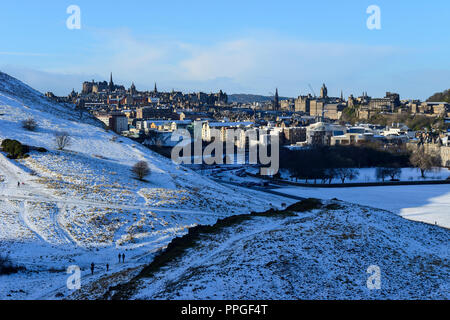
[
  {"left": 320, "top": 83, "right": 328, "bottom": 99},
  {"left": 130, "top": 82, "right": 136, "bottom": 95}
]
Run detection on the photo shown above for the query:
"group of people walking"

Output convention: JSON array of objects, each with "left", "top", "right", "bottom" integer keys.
[{"left": 89, "top": 253, "right": 127, "bottom": 275}]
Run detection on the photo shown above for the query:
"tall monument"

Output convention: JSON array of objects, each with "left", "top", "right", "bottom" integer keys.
[
  {"left": 109, "top": 73, "right": 115, "bottom": 92},
  {"left": 274, "top": 88, "right": 279, "bottom": 110}
]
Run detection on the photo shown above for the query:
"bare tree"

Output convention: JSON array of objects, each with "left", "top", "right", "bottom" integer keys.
[
  {"left": 54, "top": 132, "right": 71, "bottom": 150},
  {"left": 410, "top": 146, "right": 441, "bottom": 178},
  {"left": 376, "top": 165, "right": 402, "bottom": 182},
  {"left": 324, "top": 168, "right": 337, "bottom": 184},
  {"left": 132, "top": 161, "right": 150, "bottom": 181},
  {"left": 336, "top": 168, "right": 359, "bottom": 184},
  {"left": 376, "top": 167, "right": 389, "bottom": 182},
  {"left": 386, "top": 167, "right": 402, "bottom": 181},
  {"left": 22, "top": 118, "right": 38, "bottom": 131}
]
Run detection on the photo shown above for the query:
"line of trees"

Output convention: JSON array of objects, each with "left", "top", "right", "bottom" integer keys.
[
  {"left": 281, "top": 144, "right": 444, "bottom": 184},
  {"left": 280, "top": 145, "right": 410, "bottom": 184}
]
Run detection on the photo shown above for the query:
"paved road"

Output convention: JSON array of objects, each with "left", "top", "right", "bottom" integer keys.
[{"left": 212, "top": 178, "right": 305, "bottom": 201}]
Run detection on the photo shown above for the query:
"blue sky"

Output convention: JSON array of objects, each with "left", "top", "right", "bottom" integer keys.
[{"left": 0, "top": 0, "right": 449, "bottom": 99}]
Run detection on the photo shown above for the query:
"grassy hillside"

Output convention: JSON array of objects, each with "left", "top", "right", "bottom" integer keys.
[{"left": 427, "top": 89, "right": 450, "bottom": 103}]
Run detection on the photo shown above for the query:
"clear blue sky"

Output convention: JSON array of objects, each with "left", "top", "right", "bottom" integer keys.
[{"left": 0, "top": 0, "right": 449, "bottom": 99}]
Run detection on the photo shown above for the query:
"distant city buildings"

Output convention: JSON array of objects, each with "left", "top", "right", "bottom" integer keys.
[{"left": 43, "top": 76, "right": 449, "bottom": 155}]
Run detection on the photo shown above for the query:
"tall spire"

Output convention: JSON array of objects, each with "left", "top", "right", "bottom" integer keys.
[
  {"left": 154, "top": 82, "right": 158, "bottom": 93},
  {"left": 274, "top": 88, "right": 279, "bottom": 110},
  {"left": 109, "top": 72, "right": 114, "bottom": 92}
]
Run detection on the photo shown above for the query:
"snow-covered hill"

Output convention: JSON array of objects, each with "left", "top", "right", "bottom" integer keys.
[
  {"left": 0, "top": 71, "right": 289, "bottom": 299},
  {"left": 120, "top": 200, "right": 449, "bottom": 300},
  {"left": 0, "top": 72, "right": 102, "bottom": 127}
]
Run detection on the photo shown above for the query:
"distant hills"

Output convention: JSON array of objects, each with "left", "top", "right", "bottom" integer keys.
[
  {"left": 228, "top": 94, "right": 291, "bottom": 104},
  {"left": 427, "top": 89, "right": 450, "bottom": 103}
]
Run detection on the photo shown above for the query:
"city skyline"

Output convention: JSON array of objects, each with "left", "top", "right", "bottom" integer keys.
[{"left": 0, "top": 0, "right": 449, "bottom": 99}]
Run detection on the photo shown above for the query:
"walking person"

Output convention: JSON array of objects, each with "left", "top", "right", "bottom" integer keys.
[
  {"left": 122, "top": 253, "right": 125, "bottom": 263},
  {"left": 90, "top": 263, "right": 95, "bottom": 275},
  {"left": 106, "top": 263, "right": 109, "bottom": 272},
  {"left": 118, "top": 253, "right": 121, "bottom": 263},
  {"left": 17, "top": 181, "right": 20, "bottom": 188}
]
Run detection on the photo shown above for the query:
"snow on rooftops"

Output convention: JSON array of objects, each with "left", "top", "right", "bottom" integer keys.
[{"left": 207, "top": 121, "right": 254, "bottom": 128}]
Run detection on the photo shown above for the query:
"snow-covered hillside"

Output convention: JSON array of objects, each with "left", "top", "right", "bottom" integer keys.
[
  {"left": 124, "top": 200, "right": 449, "bottom": 300},
  {"left": 0, "top": 72, "right": 102, "bottom": 127},
  {"left": 0, "top": 72, "right": 290, "bottom": 299}
]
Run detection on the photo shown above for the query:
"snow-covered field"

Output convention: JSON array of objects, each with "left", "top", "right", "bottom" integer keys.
[
  {"left": 276, "top": 167, "right": 450, "bottom": 183},
  {"left": 0, "top": 72, "right": 291, "bottom": 300},
  {"left": 216, "top": 167, "right": 450, "bottom": 187},
  {"left": 126, "top": 201, "right": 449, "bottom": 300},
  {"left": 277, "top": 185, "right": 450, "bottom": 229},
  {"left": 212, "top": 167, "right": 450, "bottom": 229}
]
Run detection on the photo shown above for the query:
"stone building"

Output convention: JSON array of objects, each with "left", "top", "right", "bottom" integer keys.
[
  {"left": 136, "top": 107, "right": 177, "bottom": 120},
  {"left": 309, "top": 100, "right": 326, "bottom": 117},
  {"left": 295, "top": 95, "right": 311, "bottom": 113},
  {"left": 367, "top": 92, "right": 400, "bottom": 112},
  {"left": 283, "top": 127, "right": 307, "bottom": 144},
  {"left": 323, "top": 103, "right": 345, "bottom": 120},
  {"left": 280, "top": 99, "right": 294, "bottom": 111},
  {"left": 109, "top": 113, "right": 128, "bottom": 133}
]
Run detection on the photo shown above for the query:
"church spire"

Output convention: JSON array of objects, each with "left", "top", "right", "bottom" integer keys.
[
  {"left": 154, "top": 82, "right": 158, "bottom": 93},
  {"left": 109, "top": 72, "right": 114, "bottom": 92},
  {"left": 274, "top": 88, "right": 279, "bottom": 110}
]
